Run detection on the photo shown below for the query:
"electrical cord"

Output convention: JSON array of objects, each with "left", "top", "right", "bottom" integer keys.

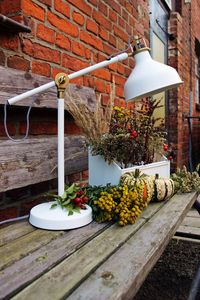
[{"left": 4, "top": 101, "right": 33, "bottom": 142}]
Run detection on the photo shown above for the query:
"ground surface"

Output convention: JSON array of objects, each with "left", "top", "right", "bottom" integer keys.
[{"left": 134, "top": 238, "right": 200, "bottom": 300}]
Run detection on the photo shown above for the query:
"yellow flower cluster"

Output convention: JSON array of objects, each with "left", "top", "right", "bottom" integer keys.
[{"left": 93, "top": 184, "right": 150, "bottom": 226}]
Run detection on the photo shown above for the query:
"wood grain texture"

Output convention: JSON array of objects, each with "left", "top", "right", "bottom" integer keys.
[
  {"left": 176, "top": 225, "right": 200, "bottom": 237},
  {"left": 66, "top": 192, "right": 197, "bottom": 300},
  {"left": 0, "top": 136, "right": 87, "bottom": 192},
  {"left": 0, "top": 66, "right": 96, "bottom": 109},
  {"left": 0, "top": 229, "right": 64, "bottom": 271},
  {"left": 10, "top": 203, "right": 164, "bottom": 300},
  {"left": 0, "top": 220, "right": 34, "bottom": 247},
  {"left": 0, "top": 222, "right": 108, "bottom": 300}
]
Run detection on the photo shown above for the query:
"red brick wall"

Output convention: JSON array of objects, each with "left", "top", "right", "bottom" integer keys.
[
  {"left": 168, "top": 0, "right": 200, "bottom": 169},
  {"left": 0, "top": 0, "right": 150, "bottom": 220}
]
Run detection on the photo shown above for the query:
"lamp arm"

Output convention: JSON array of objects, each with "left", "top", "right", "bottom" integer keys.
[{"left": 7, "top": 52, "right": 129, "bottom": 105}]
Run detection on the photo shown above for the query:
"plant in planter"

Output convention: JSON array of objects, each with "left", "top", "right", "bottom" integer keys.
[{"left": 64, "top": 86, "right": 173, "bottom": 186}]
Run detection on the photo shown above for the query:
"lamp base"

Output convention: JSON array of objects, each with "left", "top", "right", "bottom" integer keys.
[{"left": 29, "top": 202, "right": 93, "bottom": 230}]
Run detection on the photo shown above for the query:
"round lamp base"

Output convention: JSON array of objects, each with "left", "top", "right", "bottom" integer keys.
[{"left": 29, "top": 202, "right": 93, "bottom": 230}]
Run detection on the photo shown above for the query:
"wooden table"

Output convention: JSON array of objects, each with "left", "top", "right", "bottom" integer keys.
[{"left": 0, "top": 192, "right": 198, "bottom": 300}]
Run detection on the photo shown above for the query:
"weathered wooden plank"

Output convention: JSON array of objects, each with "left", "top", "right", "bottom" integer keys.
[
  {"left": 176, "top": 225, "right": 200, "bottom": 237},
  {"left": 180, "top": 216, "right": 200, "bottom": 228},
  {"left": 185, "top": 209, "right": 200, "bottom": 217},
  {"left": 0, "top": 66, "right": 96, "bottom": 109},
  {"left": 0, "top": 220, "right": 34, "bottom": 247},
  {"left": 0, "top": 136, "right": 87, "bottom": 192},
  {"left": 66, "top": 192, "right": 197, "bottom": 300},
  {"left": 0, "top": 222, "right": 109, "bottom": 300},
  {"left": 0, "top": 229, "right": 64, "bottom": 270},
  {"left": 10, "top": 203, "right": 165, "bottom": 300}
]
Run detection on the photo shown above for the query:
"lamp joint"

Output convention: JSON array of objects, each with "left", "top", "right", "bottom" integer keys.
[{"left": 55, "top": 72, "right": 69, "bottom": 99}]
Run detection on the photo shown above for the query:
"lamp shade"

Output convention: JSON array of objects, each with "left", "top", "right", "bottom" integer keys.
[{"left": 124, "top": 49, "right": 183, "bottom": 101}]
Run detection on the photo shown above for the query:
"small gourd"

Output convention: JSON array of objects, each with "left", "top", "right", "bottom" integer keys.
[{"left": 153, "top": 174, "right": 174, "bottom": 202}]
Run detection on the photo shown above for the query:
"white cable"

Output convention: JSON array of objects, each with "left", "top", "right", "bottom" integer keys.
[
  {"left": 0, "top": 214, "right": 29, "bottom": 226},
  {"left": 4, "top": 101, "right": 32, "bottom": 142}
]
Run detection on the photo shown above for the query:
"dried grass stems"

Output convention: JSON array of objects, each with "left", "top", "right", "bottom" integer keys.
[{"left": 64, "top": 79, "right": 116, "bottom": 142}]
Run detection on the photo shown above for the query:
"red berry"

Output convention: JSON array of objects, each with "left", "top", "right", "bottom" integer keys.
[
  {"left": 167, "top": 155, "right": 173, "bottom": 160},
  {"left": 82, "top": 196, "right": 88, "bottom": 203},
  {"left": 163, "top": 143, "right": 168, "bottom": 151},
  {"left": 131, "top": 130, "right": 137, "bottom": 138}
]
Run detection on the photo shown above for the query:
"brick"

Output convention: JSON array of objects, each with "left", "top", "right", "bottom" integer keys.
[
  {"left": 0, "top": 0, "right": 21, "bottom": 15},
  {"left": 86, "top": 19, "right": 98, "bottom": 35},
  {"left": 52, "top": 67, "right": 67, "bottom": 79},
  {"left": 107, "top": 0, "right": 121, "bottom": 14},
  {"left": 0, "top": 50, "right": 6, "bottom": 66},
  {"left": 20, "top": 121, "right": 57, "bottom": 135},
  {"left": 20, "top": 197, "right": 46, "bottom": 216},
  {"left": 62, "top": 53, "right": 89, "bottom": 72},
  {"left": 80, "top": 30, "right": 103, "bottom": 51},
  {"left": 95, "top": 79, "right": 106, "bottom": 93},
  {"left": 109, "top": 9, "right": 117, "bottom": 22},
  {"left": 83, "top": 76, "right": 95, "bottom": 88},
  {"left": 82, "top": 170, "right": 88, "bottom": 179},
  {"left": 36, "top": 24, "right": 55, "bottom": 44},
  {"left": 88, "top": 0, "right": 98, "bottom": 5},
  {"left": 101, "top": 95, "right": 110, "bottom": 106},
  {"left": 67, "top": 0, "right": 92, "bottom": 16},
  {"left": 32, "top": 60, "right": 51, "bottom": 77},
  {"left": 0, "top": 207, "right": 18, "bottom": 222},
  {"left": 109, "top": 34, "right": 116, "bottom": 47},
  {"left": 113, "top": 25, "right": 128, "bottom": 42},
  {"left": 114, "top": 75, "right": 126, "bottom": 85},
  {"left": 118, "top": 16, "right": 125, "bottom": 28},
  {"left": 72, "top": 11, "right": 85, "bottom": 26},
  {"left": 7, "top": 56, "right": 30, "bottom": 71},
  {"left": 103, "top": 43, "right": 115, "bottom": 56},
  {"left": 0, "top": 34, "right": 19, "bottom": 51},
  {"left": 40, "top": 0, "right": 52, "bottom": 6},
  {"left": 56, "top": 33, "right": 71, "bottom": 51},
  {"left": 54, "top": 0, "right": 70, "bottom": 18},
  {"left": 68, "top": 172, "right": 81, "bottom": 183},
  {"left": 72, "top": 41, "right": 86, "bottom": 57},
  {"left": 0, "top": 122, "right": 16, "bottom": 137},
  {"left": 116, "top": 85, "right": 124, "bottom": 98},
  {"left": 92, "top": 68, "right": 111, "bottom": 81},
  {"left": 47, "top": 11, "right": 78, "bottom": 37},
  {"left": 65, "top": 120, "right": 82, "bottom": 135},
  {"left": 93, "top": 10, "right": 112, "bottom": 31},
  {"left": 99, "top": 28, "right": 109, "bottom": 41},
  {"left": 21, "top": 0, "right": 45, "bottom": 21},
  {"left": 98, "top": 2, "right": 108, "bottom": 16},
  {"left": 22, "top": 40, "right": 61, "bottom": 64}
]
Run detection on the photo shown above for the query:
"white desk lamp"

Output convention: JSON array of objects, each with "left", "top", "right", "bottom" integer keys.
[{"left": 7, "top": 37, "right": 182, "bottom": 230}]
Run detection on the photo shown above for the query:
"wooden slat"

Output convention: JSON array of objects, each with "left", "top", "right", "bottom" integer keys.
[
  {"left": 186, "top": 209, "right": 200, "bottom": 217},
  {"left": 0, "top": 136, "right": 87, "bottom": 192},
  {"left": 0, "top": 220, "right": 35, "bottom": 247},
  {"left": 181, "top": 216, "right": 200, "bottom": 228},
  {"left": 10, "top": 203, "right": 164, "bottom": 300},
  {"left": 0, "top": 222, "right": 109, "bottom": 300},
  {"left": 0, "top": 66, "right": 96, "bottom": 109},
  {"left": 0, "top": 229, "right": 64, "bottom": 270},
  {"left": 66, "top": 192, "right": 197, "bottom": 300},
  {"left": 176, "top": 225, "right": 200, "bottom": 237}
]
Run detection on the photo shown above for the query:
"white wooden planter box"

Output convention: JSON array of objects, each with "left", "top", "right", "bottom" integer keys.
[{"left": 89, "top": 152, "right": 170, "bottom": 186}]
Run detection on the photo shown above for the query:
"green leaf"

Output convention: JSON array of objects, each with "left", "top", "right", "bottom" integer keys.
[
  {"left": 68, "top": 210, "right": 74, "bottom": 216},
  {"left": 66, "top": 183, "right": 75, "bottom": 194},
  {"left": 62, "top": 199, "right": 71, "bottom": 206},
  {"left": 62, "top": 191, "right": 67, "bottom": 199},
  {"left": 73, "top": 207, "right": 81, "bottom": 214},
  {"left": 51, "top": 203, "right": 58, "bottom": 209}
]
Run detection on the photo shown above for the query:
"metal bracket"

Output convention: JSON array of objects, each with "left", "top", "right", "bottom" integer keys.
[{"left": 55, "top": 73, "right": 69, "bottom": 99}]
